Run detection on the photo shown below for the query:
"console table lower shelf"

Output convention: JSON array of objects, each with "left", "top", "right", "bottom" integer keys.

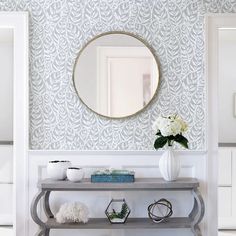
[
  {"left": 31, "top": 178, "right": 204, "bottom": 236},
  {"left": 46, "top": 217, "right": 191, "bottom": 229}
]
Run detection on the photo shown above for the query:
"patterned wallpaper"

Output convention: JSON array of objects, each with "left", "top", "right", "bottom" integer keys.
[{"left": 0, "top": 0, "right": 233, "bottom": 150}]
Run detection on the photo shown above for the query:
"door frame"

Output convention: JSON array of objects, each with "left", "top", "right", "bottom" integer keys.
[
  {"left": 205, "top": 13, "right": 236, "bottom": 235},
  {"left": 0, "top": 12, "right": 29, "bottom": 236}
]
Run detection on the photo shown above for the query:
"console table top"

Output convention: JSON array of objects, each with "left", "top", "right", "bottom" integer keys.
[{"left": 38, "top": 177, "right": 199, "bottom": 191}]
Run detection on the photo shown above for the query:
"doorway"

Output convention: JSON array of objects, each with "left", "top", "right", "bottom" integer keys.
[{"left": 206, "top": 14, "right": 236, "bottom": 236}]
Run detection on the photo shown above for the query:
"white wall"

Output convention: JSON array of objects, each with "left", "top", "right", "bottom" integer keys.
[{"left": 218, "top": 29, "right": 236, "bottom": 143}]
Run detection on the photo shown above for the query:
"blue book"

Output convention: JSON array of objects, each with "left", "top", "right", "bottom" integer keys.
[{"left": 91, "top": 169, "right": 135, "bottom": 183}]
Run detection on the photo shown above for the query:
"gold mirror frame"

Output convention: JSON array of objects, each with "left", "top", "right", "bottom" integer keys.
[{"left": 72, "top": 31, "right": 161, "bottom": 119}]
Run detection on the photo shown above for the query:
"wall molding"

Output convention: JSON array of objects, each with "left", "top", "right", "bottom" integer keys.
[{"left": 29, "top": 150, "right": 207, "bottom": 156}]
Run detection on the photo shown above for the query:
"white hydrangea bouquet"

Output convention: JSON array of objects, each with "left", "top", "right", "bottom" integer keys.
[{"left": 152, "top": 114, "right": 189, "bottom": 149}]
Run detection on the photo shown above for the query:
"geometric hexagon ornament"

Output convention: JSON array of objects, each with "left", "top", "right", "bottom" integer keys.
[{"left": 105, "top": 199, "right": 131, "bottom": 224}]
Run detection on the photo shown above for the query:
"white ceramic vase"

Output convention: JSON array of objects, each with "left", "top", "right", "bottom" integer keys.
[
  {"left": 67, "top": 167, "right": 84, "bottom": 182},
  {"left": 47, "top": 161, "right": 71, "bottom": 180},
  {"left": 159, "top": 146, "right": 180, "bottom": 181}
]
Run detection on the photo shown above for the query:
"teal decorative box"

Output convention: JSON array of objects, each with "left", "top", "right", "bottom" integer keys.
[{"left": 91, "top": 169, "right": 135, "bottom": 183}]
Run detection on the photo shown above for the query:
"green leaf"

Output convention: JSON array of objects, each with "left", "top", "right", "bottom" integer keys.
[
  {"left": 118, "top": 203, "right": 128, "bottom": 219},
  {"left": 167, "top": 135, "right": 175, "bottom": 141},
  {"left": 154, "top": 137, "right": 168, "bottom": 149},
  {"left": 174, "top": 134, "right": 189, "bottom": 149}
]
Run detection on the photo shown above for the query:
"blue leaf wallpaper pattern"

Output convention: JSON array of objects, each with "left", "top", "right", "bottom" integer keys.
[{"left": 0, "top": 0, "right": 232, "bottom": 150}]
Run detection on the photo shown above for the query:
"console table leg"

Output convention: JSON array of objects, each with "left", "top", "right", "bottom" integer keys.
[
  {"left": 192, "top": 225, "right": 201, "bottom": 236},
  {"left": 43, "top": 191, "right": 54, "bottom": 218},
  {"left": 45, "top": 229, "right": 50, "bottom": 236},
  {"left": 35, "top": 227, "right": 45, "bottom": 236},
  {"left": 31, "top": 190, "right": 46, "bottom": 228},
  {"left": 189, "top": 198, "right": 198, "bottom": 221},
  {"left": 35, "top": 228, "right": 50, "bottom": 236},
  {"left": 189, "top": 188, "right": 205, "bottom": 236}
]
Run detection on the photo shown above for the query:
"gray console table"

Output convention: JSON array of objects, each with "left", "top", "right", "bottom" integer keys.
[{"left": 31, "top": 178, "right": 205, "bottom": 236}]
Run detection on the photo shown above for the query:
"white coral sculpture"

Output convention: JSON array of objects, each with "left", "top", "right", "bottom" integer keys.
[{"left": 56, "top": 202, "right": 89, "bottom": 224}]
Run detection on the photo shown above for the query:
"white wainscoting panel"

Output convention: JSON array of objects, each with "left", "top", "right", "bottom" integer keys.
[
  {"left": 0, "top": 145, "right": 13, "bottom": 226},
  {"left": 0, "top": 183, "right": 13, "bottom": 225},
  {"left": 0, "top": 145, "right": 13, "bottom": 183},
  {"left": 232, "top": 149, "right": 236, "bottom": 219},
  {"left": 219, "top": 231, "right": 236, "bottom": 236},
  {"left": 218, "top": 187, "right": 232, "bottom": 217},
  {"left": 28, "top": 150, "right": 206, "bottom": 236},
  {"left": 218, "top": 148, "right": 232, "bottom": 186},
  {"left": 218, "top": 147, "right": 236, "bottom": 229},
  {"left": 0, "top": 226, "right": 13, "bottom": 236}
]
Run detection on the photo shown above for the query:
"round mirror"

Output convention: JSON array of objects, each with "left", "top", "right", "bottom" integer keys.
[{"left": 73, "top": 32, "right": 159, "bottom": 118}]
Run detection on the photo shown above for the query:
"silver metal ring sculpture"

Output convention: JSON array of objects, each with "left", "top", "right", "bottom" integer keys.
[{"left": 148, "top": 198, "right": 173, "bottom": 223}]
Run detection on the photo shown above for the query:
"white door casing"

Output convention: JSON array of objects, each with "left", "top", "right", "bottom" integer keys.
[
  {"left": 0, "top": 12, "right": 29, "bottom": 236},
  {"left": 205, "top": 14, "right": 236, "bottom": 235}
]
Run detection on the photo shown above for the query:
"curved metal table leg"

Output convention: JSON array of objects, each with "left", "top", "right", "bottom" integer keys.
[
  {"left": 31, "top": 190, "right": 46, "bottom": 228},
  {"left": 35, "top": 227, "right": 44, "bottom": 236},
  {"left": 31, "top": 190, "right": 51, "bottom": 235},
  {"left": 43, "top": 191, "right": 54, "bottom": 218},
  {"left": 35, "top": 228, "right": 50, "bottom": 236},
  {"left": 189, "top": 188, "right": 205, "bottom": 236},
  {"left": 35, "top": 228, "right": 44, "bottom": 236},
  {"left": 45, "top": 229, "right": 50, "bottom": 236}
]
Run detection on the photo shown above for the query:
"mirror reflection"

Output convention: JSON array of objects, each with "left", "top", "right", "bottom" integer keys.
[{"left": 73, "top": 32, "right": 159, "bottom": 118}]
